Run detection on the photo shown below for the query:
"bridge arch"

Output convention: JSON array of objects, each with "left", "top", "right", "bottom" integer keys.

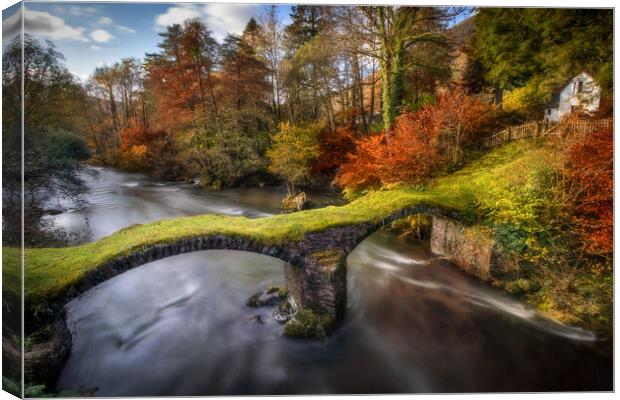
[
  {"left": 24, "top": 204, "right": 464, "bottom": 387},
  {"left": 75, "top": 206, "right": 454, "bottom": 318},
  {"left": 27, "top": 203, "right": 462, "bottom": 333}
]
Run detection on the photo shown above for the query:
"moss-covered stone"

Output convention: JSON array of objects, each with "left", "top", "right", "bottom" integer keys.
[
  {"left": 282, "top": 308, "right": 333, "bottom": 340},
  {"left": 504, "top": 278, "right": 541, "bottom": 295},
  {"left": 515, "top": 278, "right": 541, "bottom": 293},
  {"left": 504, "top": 280, "right": 525, "bottom": 295},
  {"left": 247, "top": 286, "right": 288, "bottom": 308},
  {"left": 266, "top": 285, "right": 288, "bottom": 297},
  {"left": 280, "top": 192, "right": 309, "bottom": 213}
]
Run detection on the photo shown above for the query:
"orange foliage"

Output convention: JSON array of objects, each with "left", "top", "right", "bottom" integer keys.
[
  {"left": 566, "top": 124, "right": 613, "bottom": 255},
  {"left": 312, "top": 127, "right": 357, "bottom": 176},
  {"left": 119, "top": 125, "right": 173, "bottom": 170},
  {"left": 146, "top": 62, "right": 197, "bottom": 130},
  {"left": 334, "top": 111, "right": 444, "bottom": 190},
  {"left": 433, "top": 86, "right": 493, "bottom": 161},
  {"left": 334, "top": 87, "right": 493, "bottom": 190}
]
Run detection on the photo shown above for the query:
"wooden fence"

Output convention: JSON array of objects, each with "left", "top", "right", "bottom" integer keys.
[{"left": 483, "top": 118, "right": 612, "bottom": 148}]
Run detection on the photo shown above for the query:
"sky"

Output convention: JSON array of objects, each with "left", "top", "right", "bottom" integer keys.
[
  {"left": 2, "top": 2, "right": 470, "bottom": 82},
  {"left": 2, "top": 2, "right": 292, "bottom": 81}
]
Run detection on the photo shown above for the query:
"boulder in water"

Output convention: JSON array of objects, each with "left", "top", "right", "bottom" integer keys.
[
  {"left": 273, "top": 298, "right": 295, "bottom": 323},
  {"left": 246, "top": 285, "right": 288, "bottom": 308},
  {"left": 280, "top": 192, "right": 308, "bottom": 213},
  {"left": 247, "top": 315, "right": 264, "bottom": 324}
]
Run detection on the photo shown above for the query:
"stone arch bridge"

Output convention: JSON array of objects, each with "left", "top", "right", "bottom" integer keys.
[{"left": 23, "top": 191, "right": 480, "bottom": 333}]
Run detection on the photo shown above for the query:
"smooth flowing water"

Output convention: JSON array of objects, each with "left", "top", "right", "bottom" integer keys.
[{"left": 52, "top": 167, "right": 611, "bottom": 395}]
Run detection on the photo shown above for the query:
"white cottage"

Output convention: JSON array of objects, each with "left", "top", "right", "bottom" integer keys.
[{"left": 544, "top": 72, "right": 601, "bottom": 122}]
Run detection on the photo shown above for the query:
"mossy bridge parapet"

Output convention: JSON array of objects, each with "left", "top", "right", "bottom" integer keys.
[{"left": 24, "top": 202, "right": 463, "bottom": 332}]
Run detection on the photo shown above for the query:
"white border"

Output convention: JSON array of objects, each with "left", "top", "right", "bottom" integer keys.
[{"left": 0, "top": 1, "right": 616, "bottom": 400}]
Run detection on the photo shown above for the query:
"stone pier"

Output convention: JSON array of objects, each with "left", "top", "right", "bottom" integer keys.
[
  {"left": 430, "top": 216, "right": 499, "bottom": 281},
  {"left": 285, "top": 250, "right": 347, "bottom": 324}
]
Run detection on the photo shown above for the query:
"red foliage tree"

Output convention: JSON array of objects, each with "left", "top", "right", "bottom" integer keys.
[
  {"left": 312, "top": 127, "right": 357, "bottom": 176},
  {"left": 334, "top": 87, "right": 492, "bottom": 191},
  {"left": 566, "top": 124, "right": 613, "bottom": 255},
  {"left": 334, "top": 110, "right": 444, "bottom": 190},
  {"left": 119, "top": 125, "right": 173, "bottom": 171},
  {"left": 433, "top": 86, "right": 493, "bottom": 162}
]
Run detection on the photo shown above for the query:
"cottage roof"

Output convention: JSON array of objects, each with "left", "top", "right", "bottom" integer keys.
[
  {"left": 552, "top": 71, "right": 595, "bottom": 94},
  {"left": 546, "top": 71, "right": 595, "bottom": 109}
]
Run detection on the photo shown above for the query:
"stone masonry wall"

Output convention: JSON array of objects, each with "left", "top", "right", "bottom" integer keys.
[{"left": 430, "top": 216, "right": 498, "bottom": 281}]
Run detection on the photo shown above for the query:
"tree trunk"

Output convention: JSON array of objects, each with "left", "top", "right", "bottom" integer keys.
[
  {"left": 108, "top": 84, "right": 120, "bottom": 148},
  {"left": 204, "top": 67, "right": 222, "bottom": 133}
]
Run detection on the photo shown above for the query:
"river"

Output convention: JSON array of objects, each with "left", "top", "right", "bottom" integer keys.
[{"left": 50, "top": 166, "right": 611, "bottom": 395}]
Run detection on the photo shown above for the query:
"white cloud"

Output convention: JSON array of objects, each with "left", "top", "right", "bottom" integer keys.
[
  {"left": 95, "top": 15, "right": 135, "bottom": 34},
  {"left": 89, "top": 44, "right": 102, "bottom": 50},
  {"left": 90, "top": 29, "right": 113, "bottom": 43},
  {"left": 97, "top": 16, "right": 113, "bottom": 25},
  {"left": 50, "top": 5, "right": 98, "bottom": 17},
  {"left": 154, "top": 4, "right": 201, "bottom": 28},
  {"left": 154, "top": 4, "right": 263, "bottom": 41},
  {"left": 66, "top": 6, "right": 98, "bottom": 17},
  {"left": 117, "top": 25, "right": 136, "bottom": 34},
  {"left": 15, "top": 7, "right": 89, "bottom": 42},
  {"left": 202, "top": 4, "right": 262, "bottom": 39}
]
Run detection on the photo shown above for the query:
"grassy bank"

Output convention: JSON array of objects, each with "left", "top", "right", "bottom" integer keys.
[{"left": 3, "top": 138, "right": 611, "bottom": 334}]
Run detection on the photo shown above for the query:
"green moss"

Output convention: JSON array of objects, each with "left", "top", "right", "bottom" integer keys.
[
  {"left": 267, "top": 285, "right": 288, "bottom": 297},
  {"left": 309, "top": 250, "right": 344, "bottom": 264},
  {"left": 2, "top": 247, "right": 21, "bottom": 306},
  {"left": 528, "top": 268, "right": 613, "bottom": 339},
  {"left": 283, "top": 308, "right": 332, "bottom": 339}
]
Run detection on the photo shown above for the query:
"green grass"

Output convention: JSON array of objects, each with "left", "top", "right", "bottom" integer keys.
[
  {"left": 5, "top": 139, "right": 547, "bottom": 309},
  {"left": 2, "top": 247, "right": 21, "bottom": 307}
]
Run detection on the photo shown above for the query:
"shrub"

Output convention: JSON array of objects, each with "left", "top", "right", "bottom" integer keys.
[
  {"left": 266, "top": 122, "right": 321, "bottom": 194},
  {"left": 118, "top": 125, "right": 174, "bottom": 173},
  {"left": 334, "top": 111, "right": 444, "bottom": 190},
  {"left": 565, "top": 124, "right": 613, "bottom": 255}
]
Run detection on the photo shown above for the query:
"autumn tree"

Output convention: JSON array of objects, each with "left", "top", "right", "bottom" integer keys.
[
  {"left": 335, "top": 110, "right": 444, "bottom": 190},
  {"left": 266, "top": 122, "right": 321, "bottom": 195},
  {"left": 287, "top": 33, "right": 341, "bottom": 131},
  {"left": 91, "top": 65, "right": 122, "bottom": 147},
  {"left": 334, "top": 85, "right": 491, "bottom": 189},
  {"left": 87, "top": 58, "right": 149, "bottom": 159},
  {"left": 433, "top": 86, "right": 492, "bottom": 162},
  {"left": 259, "top": 6, "right": 284, "bottom": 123},
  {"left": 282, "top": 5, "right": 337, "bottom": 124},
  {"left": 220, "top": 28, "right": 270, "bottom": 115},
  {"left": 118, "top": 126, "right": 176, "bottom": 177},
  {"left": 357, "top": 6, "right": 464, "bottom": 129},
  {"left": 565, "top": 124, "right": 613, "bottom": 255},
  {"left": 312, "top": 126, "right": 357, "bottom": 176},
  {"left": 145, "top": 19, "right": 220, "bottom": 131}
]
